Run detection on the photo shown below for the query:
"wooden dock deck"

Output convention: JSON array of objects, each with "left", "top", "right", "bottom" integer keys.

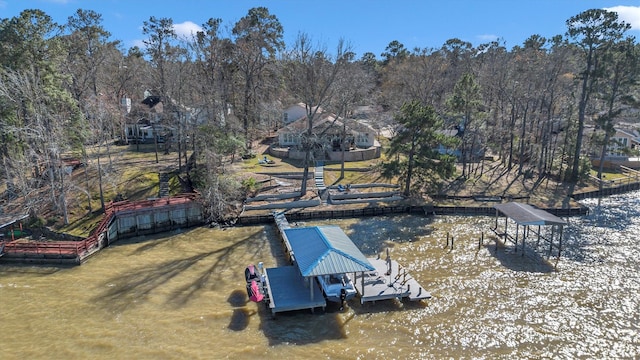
[
  {"left": 263, "top": 266, "right": 326, "bottom": 316},
  {"left": 273, "top": 211, "right": 295, "bottom": 263},
  {"left": 354, "top": 258, "right": 431, "bottom": 303}
]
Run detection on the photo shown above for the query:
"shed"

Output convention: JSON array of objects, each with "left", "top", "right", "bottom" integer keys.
[{"left": 492, "top": 202, "right": 567, "bottom": 265}]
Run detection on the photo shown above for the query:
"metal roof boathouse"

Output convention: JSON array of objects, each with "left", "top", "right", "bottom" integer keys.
[
  {"left": 262, "top": 225, "right": 376, "bottom": 316},
  {"left": 492, "top": 202, "right": 567, "bottom": 266},
  {"left": 285, "top": 226, "right": 375, "bottom": 276},
  {"left": 263, "top": 212, "right": 432, "bottom": 316}
]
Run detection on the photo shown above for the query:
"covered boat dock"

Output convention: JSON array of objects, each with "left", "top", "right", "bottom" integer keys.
[
  {"left": 264, "top": 225, "right": 376, "bottom": 315},
  {"left": 491, "top": 202, "right": 567, "bottom": 264},
  {"left": 286, "top": 225, "right": 431, "bottom": 303},
  {"left": 267, "top": 212, "right": 431, "bottom": 313}
]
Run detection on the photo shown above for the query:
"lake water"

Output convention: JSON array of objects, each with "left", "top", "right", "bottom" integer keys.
[{"left": 1, "top": 192, "right": 639, "bottom": 359}]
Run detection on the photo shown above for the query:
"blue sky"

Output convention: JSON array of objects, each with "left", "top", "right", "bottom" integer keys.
[{"left": 2, "top": 0, "right": 640, "bottom": 57}]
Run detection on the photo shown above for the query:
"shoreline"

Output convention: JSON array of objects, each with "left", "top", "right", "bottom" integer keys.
[{"left": 2, "top": 180, "right": 637, "bottom": 266}]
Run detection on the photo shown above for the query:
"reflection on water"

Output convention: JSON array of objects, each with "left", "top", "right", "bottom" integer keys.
[{"left": 1, "top": 192, "right": 639, "bottom": 359}]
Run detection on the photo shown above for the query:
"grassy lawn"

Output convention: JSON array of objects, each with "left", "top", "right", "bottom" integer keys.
[
  {"left": 589, "top": 169, "right": 627, "bottom": 180},
  {"left": 56, "top": 143, "right": 184, "bottom": 236},
  {"left": 6, "top": 137, "right": 630, "bottom": 238}
]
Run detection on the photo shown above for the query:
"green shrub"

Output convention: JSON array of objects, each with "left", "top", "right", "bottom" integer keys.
[{"left": 242, "top": 177, "right": 258, "bottom": 193}]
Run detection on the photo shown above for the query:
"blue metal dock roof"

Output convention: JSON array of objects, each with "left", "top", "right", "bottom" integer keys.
[{"left": 284, "top": 225, "right": 375, "bottom": 277}]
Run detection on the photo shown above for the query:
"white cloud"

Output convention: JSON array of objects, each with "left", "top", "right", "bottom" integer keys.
[
  {"left": 131, "top": 39, "right": 146, "bottom": 49},
  {"left": 132, "top": 21, "right": 202, "bottom": 49},
  {"left": 604, "top": 6, "right": 640, "bottom": 31},
  {"left": 173, "top": 21, "right": 203, "bottom": 39},
  {"left": 477, "top": 34, "right": 498, "bottom": 42}
]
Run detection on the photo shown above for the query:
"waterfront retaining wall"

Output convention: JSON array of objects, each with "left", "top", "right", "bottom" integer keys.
[
  {"left": 571, "top": 182, "right": 640, "bottom": 200},
  {"left": 0, "top": 194, "right": 204, "bottom": 265},
  {"left": 236, "top": 204, "right": 589, "bottom": 225}
]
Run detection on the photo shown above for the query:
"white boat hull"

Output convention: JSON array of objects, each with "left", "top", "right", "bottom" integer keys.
[{"left": 317, "top": 274, "right": 357, "bottom": 303}]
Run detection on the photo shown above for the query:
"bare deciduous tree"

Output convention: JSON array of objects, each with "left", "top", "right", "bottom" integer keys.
[{"left": 282, "top": 33, "right": 352, "bottom": 196}]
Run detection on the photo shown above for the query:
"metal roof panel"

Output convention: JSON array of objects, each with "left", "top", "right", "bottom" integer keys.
[
  {"left": 494, "top": 202, "right": 566, "bottom": 226},
  {"left": 284, "top": 226, "right": 374, "bottom": 277}
]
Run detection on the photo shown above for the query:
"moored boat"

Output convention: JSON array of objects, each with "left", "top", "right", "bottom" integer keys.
[{"left": 316, "top": 273, "right": 357, "bottom": 303}]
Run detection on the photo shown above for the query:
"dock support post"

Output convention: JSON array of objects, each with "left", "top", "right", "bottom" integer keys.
[
  {"left": 361, "top": 271, "right": 365, "bottom": 301},
  {"left": 522, "top": 225, "right": 527, "bottom": 256},
  {"left": 556, "top": 225, "right": 564, "bottom": 268}
]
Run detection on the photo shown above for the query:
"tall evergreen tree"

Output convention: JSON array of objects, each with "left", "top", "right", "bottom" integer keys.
[
  {"left": 565, "top": 9, "right": 630, "bottom": 182},
  {"left": 383, "top": 100, "right": 459, "bottom": 196}
]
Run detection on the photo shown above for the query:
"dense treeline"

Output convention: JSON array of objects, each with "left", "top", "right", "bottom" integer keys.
[{"left": 0, "top": 7, "right": 638, "bottom": 222}]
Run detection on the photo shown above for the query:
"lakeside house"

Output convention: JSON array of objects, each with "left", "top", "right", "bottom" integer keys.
[
  {"left": 606, "top": 128, "right": 640, "bottom": 157},
  {"left": 282, "top": 103, "right": 322, "bottom": 126},
  {"left": 590, "top": 127, "right": 640, "bottom": 169},
  {"left": 271, "top": 104, "right": 381, "bottom": 162},
  {"left": 123, "top": 90, "right": 228, "bottom": 145}
]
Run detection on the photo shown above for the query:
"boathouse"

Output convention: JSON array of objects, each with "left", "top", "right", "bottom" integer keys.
[
  {"left": 284, "top": 226, "right": 375, "bottom": 277},
  {"left": 265, "top": 212, "right": 431, "bottom": 315},
  {"left": 263, "top": 225, "right": 376, "bottom": 316},
  {"left": 492, "top": 202, "right": 567, "bottom": 264},
  {"left": 283, "top": 225, "right": 431, "bottom": 304}
]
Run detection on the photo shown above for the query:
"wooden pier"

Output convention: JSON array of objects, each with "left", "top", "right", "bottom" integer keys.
[
  {"left": 273, "top": 211, "right": 295, "bottom": 263},
  {"left": 263, "top": 266, "right": 326, "bottom": 317},
  {"left": 353, "top": 256, "right": 431, "bottom": 303}
]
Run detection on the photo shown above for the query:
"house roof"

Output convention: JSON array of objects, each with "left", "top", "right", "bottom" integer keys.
[
  {"left": 494, "top": 202, "right": 566, "bottom": 226},
  {"left": 142, "top": 95, "right": 162, "bottom": 108},
  {"left": 284, "top": 226, "right": 375, "bottom": 277},
  {"left": 278, "top": 114, "right": 376, "bottom": 136},
  {"left": 279, "top": 113, "right": 338, "bottom": 132},
  {"left": 0, "top": 214, "right": 29, "bottom": 231},
  {"left": 614, "top": 128, "right": 640, "bottom": 141}
]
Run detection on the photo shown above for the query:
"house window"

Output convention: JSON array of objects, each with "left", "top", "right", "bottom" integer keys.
[
  {"left": 608, "top": 137, "right": 629, "bottom": 156},
  {"left": 284, "top": 133, "right": 298, "bottom": 144},
  {"left": 356, "top": 133, "right": 368, "bottom": 145}
]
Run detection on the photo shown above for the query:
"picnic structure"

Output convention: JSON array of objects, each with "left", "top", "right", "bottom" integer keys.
[{"left": 491, "top": 202, "right": 567, "bottom": 263}]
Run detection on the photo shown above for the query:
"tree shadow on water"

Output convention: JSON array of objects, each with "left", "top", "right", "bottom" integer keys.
[{"left": 93, "top": 229, "right": 270, "bottom": 313}]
